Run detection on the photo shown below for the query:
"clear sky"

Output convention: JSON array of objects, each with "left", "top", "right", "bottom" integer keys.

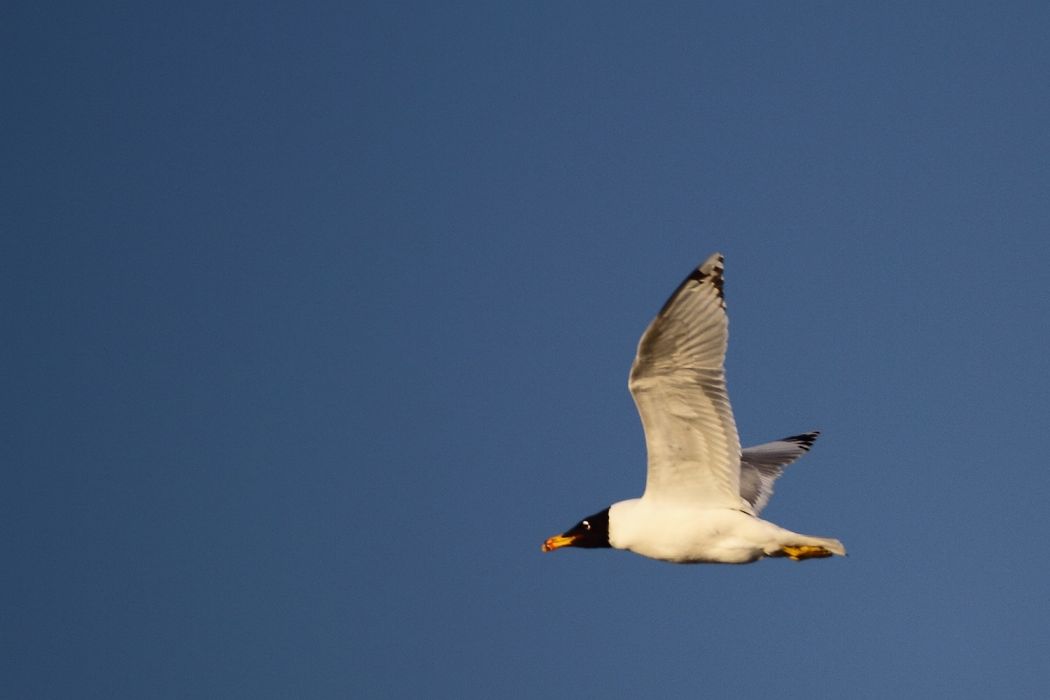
[{"left": 6, "top": 2, "right": 1050, "bottom": 698}]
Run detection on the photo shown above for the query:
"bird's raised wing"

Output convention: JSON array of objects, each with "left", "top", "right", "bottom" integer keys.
[
  {"left": 629, "top": 253, "right": 744, "bottom": 508},
  {"left": 739, "top": 432, "right": 820, "bottom": 514}
]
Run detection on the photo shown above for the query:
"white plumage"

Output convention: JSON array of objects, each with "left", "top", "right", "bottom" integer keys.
[{"left": 543, "top": 254, "right": 845, "bottom": 564}]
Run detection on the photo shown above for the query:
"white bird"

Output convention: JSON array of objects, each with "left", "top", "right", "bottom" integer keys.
[{"left": 542, "top": 253, "right": 845, "bottom": 564}]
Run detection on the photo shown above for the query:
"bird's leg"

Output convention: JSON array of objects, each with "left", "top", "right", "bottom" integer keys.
[{"left": 779, "top": 545, "right": 833, "bottom": 561}]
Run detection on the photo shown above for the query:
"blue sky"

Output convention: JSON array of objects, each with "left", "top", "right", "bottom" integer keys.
[{"left": 6, "top": 2, "right": 1050, "bottom": 697}]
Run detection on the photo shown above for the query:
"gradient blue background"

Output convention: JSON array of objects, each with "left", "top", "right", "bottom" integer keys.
[{"left": 6, "top": 2, "right": 1050, "bottom": 698}]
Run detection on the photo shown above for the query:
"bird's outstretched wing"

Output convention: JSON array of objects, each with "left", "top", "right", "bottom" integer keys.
[
  {"left": 739, "top": 432, "right": 820, "bottom": 514},
  {"left": 629, "top": 253, "right": 744, "bottom": 508}
]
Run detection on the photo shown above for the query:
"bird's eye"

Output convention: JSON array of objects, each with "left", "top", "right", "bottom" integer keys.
[{"left": 582, "top": 520, "right": 590, "bottom": 529}]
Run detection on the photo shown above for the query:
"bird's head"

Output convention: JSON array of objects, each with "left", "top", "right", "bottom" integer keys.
[{"left": 542, "top": 507, "right": 611, "bottom": 552}]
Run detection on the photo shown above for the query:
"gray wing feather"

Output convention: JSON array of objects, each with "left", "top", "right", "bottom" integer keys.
[{"left": 739, "top": 431, "right": 820, "bottom": 514}]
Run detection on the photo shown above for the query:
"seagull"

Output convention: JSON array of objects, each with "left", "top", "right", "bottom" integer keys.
[{"left": 542, "top": 253, "right": 845, "bottom": 564}]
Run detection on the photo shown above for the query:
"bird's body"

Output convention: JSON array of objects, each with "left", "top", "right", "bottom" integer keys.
[
  {"left": 609, "top": 499, "right": 840, "bottom": 564},
  {"left": 542, "top": 253, "right": 845, "bottom": 565}
]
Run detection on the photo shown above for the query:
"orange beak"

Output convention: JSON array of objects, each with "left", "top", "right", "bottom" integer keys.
[{"left": 541, "top": 533, "right": 577, "bottom": 552}]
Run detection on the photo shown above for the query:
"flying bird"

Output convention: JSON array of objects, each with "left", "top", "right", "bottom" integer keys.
[{"left": 542, "top": 253, "right": 845, "bottom": 564}]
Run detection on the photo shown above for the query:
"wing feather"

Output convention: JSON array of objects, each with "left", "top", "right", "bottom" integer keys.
[
  {"left": 629, "top": 253, "right": 744, "bottom": 508},
  {"left": 739, "top": 431, "right": 820, "bottom": 514}
]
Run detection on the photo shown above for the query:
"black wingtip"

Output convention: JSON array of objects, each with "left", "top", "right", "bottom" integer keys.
[
  {"left": 657, "top": 253, "right": 725, "bottom": 316},
  {"left": 782, "top": 431, "right": 820, "bottom": 451},
  {"left": 701, "top": 253, "right": 725, "bottom": 305}
]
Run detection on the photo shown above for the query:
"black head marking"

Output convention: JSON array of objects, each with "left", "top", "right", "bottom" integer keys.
[{"left": 563, "top": 507, "right": 611, "bottom": 549}]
